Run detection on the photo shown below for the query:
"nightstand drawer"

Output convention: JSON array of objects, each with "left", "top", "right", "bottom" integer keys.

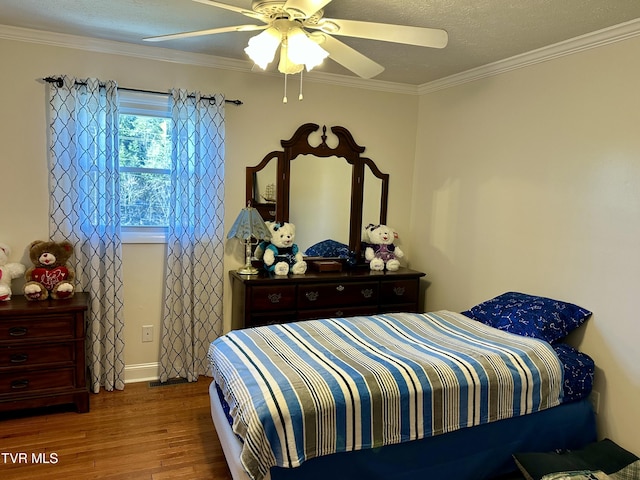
[
  {"left": 298, "top": 282, "right": 379, "bottom": 308},
  {"left": 0, "top": 368, "right": 75, "bottom": 395},
  {"left": 0, "top": 315, "right": 76, "bottom": 342},
  {"left": 0, "top": 293, "right": 89, "bottom": 413},
  {"left": 249, "top": 285, "right": 297, "bottom": 311},
  {"left": 0, "top": 344, "right": 75, "bottom": 369},
  {"left": 379, "top": 279, "right": 419, "bottom": 305}
]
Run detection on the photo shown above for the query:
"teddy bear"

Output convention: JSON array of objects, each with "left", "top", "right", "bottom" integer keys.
[
  {"left": 363, "top": 224, "right": 404, "bottom": 271},
  {"left": 0, "top": 243, "right": 26, "bottom": 301},
  {"left": 256, "top": 222, "right": 307, "bottom": 276},
  {"left": 23, "top": 240, "right": 76, "bottom": 301}
]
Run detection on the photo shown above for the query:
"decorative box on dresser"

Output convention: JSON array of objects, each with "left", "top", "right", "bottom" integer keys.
[
  {"left": 230, "top": 267, "right": 426, "bottom": 329},
  {"left": 0, "top": 293, "right": 89, "bottom": 413}
]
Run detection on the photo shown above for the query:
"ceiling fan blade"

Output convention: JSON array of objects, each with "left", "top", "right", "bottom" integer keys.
[
  {"left": 312, "top": 33, "right": 384, "bottom": 79},
  {"left": 191, "top": 0, "right": 265, "bottom": 21},
  {"left": 144, "top": 24, "right": 266, "bottom": 42},
  {"left": 283, "top": 0, "right": 333, "bottom": 19},
  {"left": 316, "top": 18, "right": 448, "bottom": 49}
]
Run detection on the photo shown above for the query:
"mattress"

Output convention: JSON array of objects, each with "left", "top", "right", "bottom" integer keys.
[{"left": 208, "top": 311, "right": 573, "bottom": 480}]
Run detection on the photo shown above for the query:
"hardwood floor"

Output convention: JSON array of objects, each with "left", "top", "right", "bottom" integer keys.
[
  {"left": 1, "top": 378, "right": 527, "bottom": 480},
  {"left": 0, "top": 377, "right": 233, "bottom": 480}
]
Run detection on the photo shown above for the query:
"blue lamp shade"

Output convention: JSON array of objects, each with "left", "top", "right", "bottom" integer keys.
[
  {"left": 227, "top": 204, "right": 270, "bottom": 274},
  {"left": 227, "top": 206, "right": 270, "bottom": 241}
]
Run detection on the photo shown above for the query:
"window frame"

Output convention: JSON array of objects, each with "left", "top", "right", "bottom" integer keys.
[{"left": 118, "top": 90, "right": 172, "bottom": 244}]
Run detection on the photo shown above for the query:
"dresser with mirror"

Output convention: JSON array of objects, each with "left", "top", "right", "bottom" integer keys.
[{"left": 231, "top": 123, "right": 425, "bottom": 330}]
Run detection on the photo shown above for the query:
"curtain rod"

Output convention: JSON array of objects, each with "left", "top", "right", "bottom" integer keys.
[{"left": 43, "top": 76, "right": 243, "bottom": 106}]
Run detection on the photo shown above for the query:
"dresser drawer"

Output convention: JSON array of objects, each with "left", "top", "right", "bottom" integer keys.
[
  {"left": 0, "top": 344, "right": 75, "bottom": 369},
  {"left": 379, "top": 279, "right": 419, "bottom": 305},
  {"left": 0, "top": 315, "right": 76, "bottom": 342},
  {"left": 249, "top": 285, "right": 297, "bottom": 311},
  {"left": 0, "top": 368, "right": 75, "bottom": 395},
  {"left": 246, "top": 312, "right": 298, "bottom": 329},
  {"left": 297, "top": 305, "right": 378, "bottom": 321},
  {"left": 298, "top": 282, "right": 379, "bottom": 308}
]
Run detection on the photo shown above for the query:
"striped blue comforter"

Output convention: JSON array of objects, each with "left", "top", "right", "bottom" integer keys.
[{"left": 208, "top": 311, "right": 564, "bottom": 480}]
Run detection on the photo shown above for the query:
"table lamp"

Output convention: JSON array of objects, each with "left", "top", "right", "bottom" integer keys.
[{"left": 227, "top": 202, "right": 271, "bottom": 275}]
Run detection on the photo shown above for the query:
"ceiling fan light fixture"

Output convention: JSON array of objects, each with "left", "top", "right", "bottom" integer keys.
[
  {"left": 278, "top": 40, "right": 304, "bottom": 75},
  {"left": 287, "top": 27, "right": 329, "bottom": 71},
  {"left": 281, "top": 0, "right": 330, "bottom": 19},
  {"left": 244, "top": 26, "right": 281, "bottom": 69}
]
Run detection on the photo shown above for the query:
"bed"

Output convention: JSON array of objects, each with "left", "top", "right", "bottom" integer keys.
[{"left": 208, "top": 292, "right": 596, "bottom": 480}]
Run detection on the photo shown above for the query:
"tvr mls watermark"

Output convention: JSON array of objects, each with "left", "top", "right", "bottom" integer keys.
[{"left": 1, "top": 452, "right": 59, "bottom": 464}]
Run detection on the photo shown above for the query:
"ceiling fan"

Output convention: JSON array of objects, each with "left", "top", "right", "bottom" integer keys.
[{"left": 144, "top": 0, "right": 448, "bottom": 80}]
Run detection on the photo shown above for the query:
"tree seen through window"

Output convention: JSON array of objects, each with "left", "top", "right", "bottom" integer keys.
[{"left": 119, "top": 114, "right": 171, "bottom": 226}]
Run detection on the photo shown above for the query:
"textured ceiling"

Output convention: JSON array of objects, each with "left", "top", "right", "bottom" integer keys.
[{"left": 2, "top": 0, "right": 640, "bottom": 85}]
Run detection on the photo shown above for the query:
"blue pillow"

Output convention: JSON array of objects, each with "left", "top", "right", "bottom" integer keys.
[{"left": 461, "top": 292, "right": 592, "bottom": 344}]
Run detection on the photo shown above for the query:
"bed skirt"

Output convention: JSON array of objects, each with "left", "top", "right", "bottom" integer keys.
[{"left": 209, "top": 381, "right": 596, "bottom": 480}]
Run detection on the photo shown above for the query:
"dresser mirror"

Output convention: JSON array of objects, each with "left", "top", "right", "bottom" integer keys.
[
  {"left": 246, "top": 123, "right": 389, "bottom": 263},
  {"left": 290, "top": 154, "right": 352, "bottom": 252}
]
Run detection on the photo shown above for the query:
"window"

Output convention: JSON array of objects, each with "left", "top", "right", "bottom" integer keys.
[{"left": 118, "top": 91, "right": 172, "bottom": 243}]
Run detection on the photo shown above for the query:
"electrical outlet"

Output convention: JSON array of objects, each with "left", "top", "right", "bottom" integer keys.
[
  {"left": 142, "top": 325, "right": 154, "bottom": 343},
  {"left": 589, "top": 390, "right": 600, "bottom": 414}
]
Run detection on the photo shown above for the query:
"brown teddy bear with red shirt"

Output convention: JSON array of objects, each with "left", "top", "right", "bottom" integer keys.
[{"left": 23, "top": 240, "right": 76, "bottom": 301}]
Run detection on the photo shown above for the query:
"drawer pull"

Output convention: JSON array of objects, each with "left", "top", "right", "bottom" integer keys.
[
  {"left": 8, "top": 327, "right": 28, "bottom": 337},
  {"left": 335, "top": 311, "right": 344, "bottom": 317},
  {"left": 361, "top": 288, "right": 374, "bottom": 299},
  {"left": 393, "top": 287, "right": 406, "bottom": 297},
  {"left": 336, "top": 285, "right": 345, "bottom": 292},
  {"left": 267, "top": 293, "right": 282, "bottom": 304},
  {"left": 10, "top": 353, "right": 29, "bottom": 363},
  {"left": 11, "top": 379, "right": 30, "bottom": 390},
  {"left": 305, "top": 291, "right": 319, "bottom": 302}
]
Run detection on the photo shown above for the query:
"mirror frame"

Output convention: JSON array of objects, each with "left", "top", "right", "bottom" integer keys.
[{"left": 246, "top": 123, "right": 389, "bottom": 262}]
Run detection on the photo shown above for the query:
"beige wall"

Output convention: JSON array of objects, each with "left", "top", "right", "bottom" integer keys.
[
  {"left": 0, "top": 35, "right": 418, "bottom": 380},
  {"left": 411, "top": 36, "right": 640, "bottom": 454}
]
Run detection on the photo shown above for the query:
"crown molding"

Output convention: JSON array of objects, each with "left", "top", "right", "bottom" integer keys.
[
  {"left": 0, "top": 23, "right": 417, "bottom": 95},
  {"left": 419, "top": 18, "right": 640, "bottom": 95},
  {"left": 0, "top": 24, "right": 251, "bottom": 72},
  {"left": 2, "top": 18, "right": 639, "bottom": 97}
]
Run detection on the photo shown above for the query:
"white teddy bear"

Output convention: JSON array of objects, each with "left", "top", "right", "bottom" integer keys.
[
  {"left": 256, "top": 222, "right": 307, "bottom": 276},
  {"left": 363, "top": 224, "right": 404, "bottom": 271},
  {"left": 0, "top": 243, "right": 26, "bottom": 301}
]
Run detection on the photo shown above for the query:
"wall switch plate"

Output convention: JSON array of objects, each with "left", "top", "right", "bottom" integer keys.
[{"left": 142, "top": 325, "right": 154, "bottom": 343}]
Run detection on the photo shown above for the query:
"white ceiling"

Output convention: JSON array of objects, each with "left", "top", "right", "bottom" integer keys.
[{"left": 2, "top": 0, "right": 640, "bottom": 85}]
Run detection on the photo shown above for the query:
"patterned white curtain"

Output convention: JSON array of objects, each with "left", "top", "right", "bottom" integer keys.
[
  {"left": 47, "top": 76, "right": 126, "bottom": 393},
  {"left": 159, "top": 89, "right": 225, "bottom": 383}
]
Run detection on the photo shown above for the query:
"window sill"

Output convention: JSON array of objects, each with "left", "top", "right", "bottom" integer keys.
[{"left": 122, "top": 229, "right": 167, "bottom": 244}]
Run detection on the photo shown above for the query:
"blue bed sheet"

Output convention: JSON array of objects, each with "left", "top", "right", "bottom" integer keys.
[{"left": 552, "top": 343, "right": 594, "bottom": 402}]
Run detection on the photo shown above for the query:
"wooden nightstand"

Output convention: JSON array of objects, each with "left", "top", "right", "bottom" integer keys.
[{"left": 0, "top": 293, "right": 89, "bottom": 413}]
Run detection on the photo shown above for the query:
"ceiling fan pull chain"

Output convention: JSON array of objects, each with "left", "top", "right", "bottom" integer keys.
[
  {"left": 283, "top": 73, "right": 288, "bottom": 103},
  {"left": 299, "top": 70, "right": 304, "bottom": 101}
]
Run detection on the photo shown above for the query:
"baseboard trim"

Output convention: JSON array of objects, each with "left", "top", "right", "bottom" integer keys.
[{"left": 124, "top": 362, "right": 159, "bottom": 384}]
